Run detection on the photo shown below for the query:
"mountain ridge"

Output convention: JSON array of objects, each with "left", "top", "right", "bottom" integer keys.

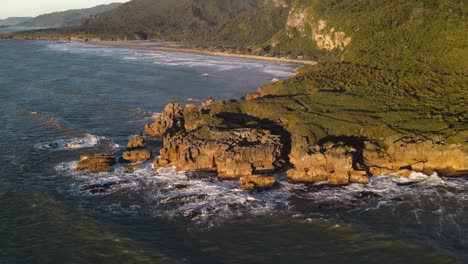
[
  {"left": 17, "top": 3, "right": 123, "bottom": 28},
  {"left": 0, "top": 17, "right": 32, "bottom": 26}
]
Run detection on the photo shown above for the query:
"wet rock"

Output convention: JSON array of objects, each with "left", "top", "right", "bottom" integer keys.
[
  {"left": 364, "top": 136, "right": 468, "bottom": 177},
  {"left": 163, "top": 193, "right": 208, "bottom": 204},
  {"left": 159, "top": 128, "right": 283, "bottom": 179},
  {"left": 287, "top": 140, "right": 365, "bottom": 185},
  {"left": 122, "top": 149, "right": 152, "bottom": 163},
  {"left": 76, "top": 154, "right": 115, "bottom": 173},
  {"left": 83, "top": 180, "right": 130, "bottom": 194},
  {"left": 124, "top": 164, "right": 141, "bottom": 173},
  {"left": 354, "top": 191, "right": 382, "bottom": 199},
  {"left": 184, "top": 210, "right": 202, "bottom": 220},
  {"left": 127, "top": 134, "right": 145, "bottom": 149},
  {"left": 239, "top": 175, "right": 277, "bottom": 190}
]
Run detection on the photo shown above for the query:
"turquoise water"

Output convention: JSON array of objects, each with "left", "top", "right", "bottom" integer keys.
[{"left": 0, "top": 38, "right": 467, "bottom": 263}]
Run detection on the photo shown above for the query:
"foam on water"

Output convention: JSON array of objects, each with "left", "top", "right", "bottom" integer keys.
[
  {"left": 44, "top": 42, "right": 297, "bottom": 79},
  {"left": 35, "top": 134, "right": 117, "bottom": 150},
  {"left": 55, "top": 158, "right": 468, "bottom": 228}
]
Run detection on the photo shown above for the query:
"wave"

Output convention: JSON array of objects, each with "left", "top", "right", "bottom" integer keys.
[
  {"left": 35, "top": 134, "right": 118, "bottom": 151},
  {"left": 43, "top": 42, "right": 297, "bottom": 79},
  {"left": 55, "top": 158, "right": 468, "bottom": 228}
]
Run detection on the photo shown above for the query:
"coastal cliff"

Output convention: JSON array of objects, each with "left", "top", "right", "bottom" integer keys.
[
  {"left": 143, "top": 98, "right": 467, "bottom": 185},
  {"left": 25, "top": 0, "right": 463, "bottom": 186}
]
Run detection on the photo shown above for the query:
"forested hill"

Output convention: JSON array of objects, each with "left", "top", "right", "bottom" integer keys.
[
  {"left": 17, "top": 3, "right": 122, "bottom": 28},
  {"left": 7, "top": 0, "right": 466, "bottom": 72},
  {"left": 0, "top": 17, "right": 32, "bottom": 26}
]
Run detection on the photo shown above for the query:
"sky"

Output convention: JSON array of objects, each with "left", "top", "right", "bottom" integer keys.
[{"left": 0, "top": 0, "right": 129, "bottom": 20}]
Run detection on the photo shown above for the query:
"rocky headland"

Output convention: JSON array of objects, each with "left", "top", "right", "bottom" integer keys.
[{"left": 77, "top": 90, "right": 466, "bottom": 190}]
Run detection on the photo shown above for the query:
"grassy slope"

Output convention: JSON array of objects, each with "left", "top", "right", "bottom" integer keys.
[
  {"left": 212, "top": 0, "right": 467, "bottom": 147},
  {"left": 4, "top": 0, "right": 466, "bottom": 146},
  {"left": 17, "top": 3, "right": 122, "bottom": 28}
]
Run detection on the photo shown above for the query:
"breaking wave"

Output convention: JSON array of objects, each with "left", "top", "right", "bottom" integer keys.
[
  {"left": 55, "top": 159, "right": 468, "bottom": 230},
  {"left": 44, "top": 42, "right": 297, "bottom": 79},
  {"left": 35, "top": 134, "right": 118, "bottom": 150}
]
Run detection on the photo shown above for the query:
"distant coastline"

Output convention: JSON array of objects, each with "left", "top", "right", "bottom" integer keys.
[{"left": 87, "top": 40, "right": 318, "bottom": 66}]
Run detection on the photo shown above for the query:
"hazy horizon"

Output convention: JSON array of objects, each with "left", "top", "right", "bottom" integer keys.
[{"left": 0, "top": 0, "right": 129, "bottom": 20}]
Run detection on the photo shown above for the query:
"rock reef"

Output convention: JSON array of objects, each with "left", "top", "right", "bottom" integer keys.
[{"left": 145, "top": 98, "right": 467, "bottom": 185}]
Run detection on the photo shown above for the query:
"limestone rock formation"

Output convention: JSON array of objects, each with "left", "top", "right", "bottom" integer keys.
[
  {"left": 364, "top": 136, "right": 468, "bottom": 177},
  {"left": 239, "top": 175, "right": 277, "bottom": 190},
  {"left": 144, "top": 103, "right": 183, "bottom": 137},
  {"left": 122, "top": 149, "right": 152, "bottom": 163},
  {"left": 124, "top": 164, "right": 141, "bottom": 173},
  {"left": 159, "top": 128, "right": 283, "bottom": 178},
  {"left": 76, "top": 154, "right": 116, "bottom": 173},
  {"left": 287, "top": 140, "right": 368, "bottom": 185},
  {"left": 127, "top": 134, "right": 145, "bottom": 149}
]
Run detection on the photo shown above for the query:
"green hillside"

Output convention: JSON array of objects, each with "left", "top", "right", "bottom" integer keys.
[
  {"left": 0, "top": 17, "right": 32, "bottom": 26},
  {"left": 4, "top": 0, "right": 467, "bottom": 147},
  {"left": 17, "top": 3, "right": 122, "bottom": 28}
]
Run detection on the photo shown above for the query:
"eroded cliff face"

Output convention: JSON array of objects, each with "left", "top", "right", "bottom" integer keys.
[
  {"left": 144, "top": 100, "right": 467, "bottom": 185},
  {"left": 285, "top": 7, "right": 351, "bottom": 51},
  {"left": 363, "top": 136, "right": 468, "bottom": 177},
  {"left": 149, "top": 101, "right": 284, "bottom": 179}
]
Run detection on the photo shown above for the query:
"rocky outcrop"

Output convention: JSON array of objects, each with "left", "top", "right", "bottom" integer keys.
[
  {"left": 122, "top": 133, "right": 152, "bottom": 163},
  {"left": 76, "top": 154, "right": 116, "bottom": 173},
  {"left": 285, "top": 134, "right": 467, "bottom": 184},
  {"left": 287, "top": 139, "right": 368, "bottom": 185},
  {"left": 239, "top": 175, "right": 277, "bottom": 190},
  {"left": 286, "top": 8, "right": 351, "bottom": 51},
  {"left": 122, "top": 149, "right": 152, "bottom": 163},
  {"left": 364, "top": 136, "right": 468, "bottom": 177},
  {"left": 127, "top": 134, "right": 145, "bottom": 149},
  {"left": 158, "top": 128, "right": 283, "bottom": 178},
  {"left": 147, "top": 102, "right": 284, "bottom": 179},
  {"left": 144, "top": 103, "right": 184, "bottom": 137}
]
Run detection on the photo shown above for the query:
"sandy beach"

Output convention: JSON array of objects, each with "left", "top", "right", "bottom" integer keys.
[{"left": 87, "top": 40, "right": 318, "bottom": 66}]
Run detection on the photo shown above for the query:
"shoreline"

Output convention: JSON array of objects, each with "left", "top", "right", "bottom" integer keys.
[{"left": 86, "top": 40, "right": 318, "bottom": 66}]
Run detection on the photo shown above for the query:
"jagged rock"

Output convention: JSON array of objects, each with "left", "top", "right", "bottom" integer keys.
[
  {"left": 239, "top": 175, "right": 277, "bottom": 190},
  {"left": 144, "top": 103, "right": 183, "bottom": 137},
  {"left": 287, "top": 140, "right": 365, "bottom": 185},
  {"left": 158, "top": 128, "right": 283, "bottom": 178},
  {"left": 83, "top": 180, "right": 130, "bottom": 194},
  {"left": 122, "top": 149, "right": 152, "bottom": 162},
  {"left": 364, "top": 136, "right": 468, "bottom": 177},
  {"left": 183, "top": 104, "right": 207, "bottom": 131},
  {"left": 76, "top": 154, "right": 115, "bottom": 173},
  {"left": 127, "top": 134, "right": 145, "bottom": 149},
  {"left": 153, "top": 159, "right": 170, "bottom": 169},
  {"left": 124, "top": 164, "right": 141, "bottom": 173}
]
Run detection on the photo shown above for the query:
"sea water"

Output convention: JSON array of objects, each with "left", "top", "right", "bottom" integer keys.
[{"left": 0, "top": 39, "right": 466, "bottom": 263}]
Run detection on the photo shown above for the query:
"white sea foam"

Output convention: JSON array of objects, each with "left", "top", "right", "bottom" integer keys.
[
  {"left": 44, "top": 42, "right": 297, "bottom": 79},
  {"left": 35, "top": 134, "right": 117, "bottom": 150},
  {"left": 55, "top": 155, "right": 468, "bottom": 227}
]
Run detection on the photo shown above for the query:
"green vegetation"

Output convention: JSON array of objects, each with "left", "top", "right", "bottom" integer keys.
[
  {"left": 17, "top": 3, "right": 122, "bottom": 28},
  {"left": 3, "top": 0, "right": 466, "bottom": 146},
  {"left": 0, "top": 17, "right": 32, "bottom": 26}
]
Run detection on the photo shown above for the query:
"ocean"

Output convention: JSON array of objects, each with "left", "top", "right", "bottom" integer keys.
[{"left": 0, "top": 34, "right": 467, "bottom": 263}]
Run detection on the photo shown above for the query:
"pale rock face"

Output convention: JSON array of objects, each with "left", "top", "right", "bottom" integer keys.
[
  {"left": 159, "top": 129, "right": 283, "bottom": 179},
  {"left": 287, "top": 139, "right": 368, "bottom": 185},
  {"left": 272, "top": 0, "right": 289, "bottom": 8},
  {"left": 122, "top": 149, "right": 152, "bottom": 163},
  {"left": 286, "top": 8, "right": 309, "bottom": 34},
  {"left": 364, "top": 136, "right": 468, "bottom": 177},
  {"left": 286, "top": 8, "right": 352, "bottom": 51},
  {"left": 76, "top": 154, "right": 116, "bottom": 173},
  {"left": 239, "top": 175, "right": 277, "bottom": 190}
]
